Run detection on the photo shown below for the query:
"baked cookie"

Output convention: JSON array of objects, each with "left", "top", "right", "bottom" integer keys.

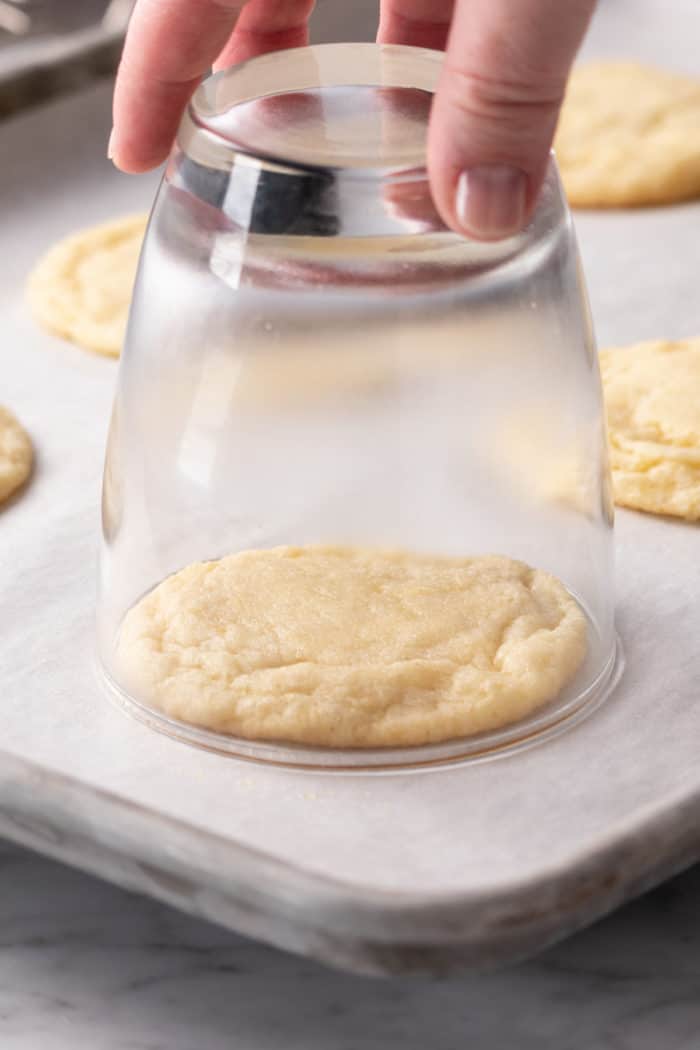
[
  {"left": 0, "top": 406, "right": 33, "bottom": 504},
  {"left": 118, "top": 545, "right": 587, "bottom": 748},
  {"left": 27, "top": 214, "right": 148, "bottom": 356},
  {"left": 600, "top": 339, "right": 700, "bottom": 520},
  {"left": 485, "top": 409, "right": 598, "bottom": 515},
  {"left": 555, "top": 63, "right": 700, "bottom": 207}
]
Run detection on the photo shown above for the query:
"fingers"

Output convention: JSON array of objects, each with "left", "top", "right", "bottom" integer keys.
[
  {"left": 112, "top": 0, "right": 245, "bottom": 172},
  {"left": 428, "top": 0, "right": 597, "bottom": 239},
  {"left": 213, "top": 0, "right": 315, "bottom": 69},
  {"left": 377, "top": 0, "right": 454, "bottom": 51},
  {"left": 113, "top": 0, "right": 593, "bottom": 245},
  {"left": 111, "top": 0, "right": 314, "bottom": 174}
]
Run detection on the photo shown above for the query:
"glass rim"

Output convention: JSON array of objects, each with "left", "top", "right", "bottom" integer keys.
[{"left": 184, "top": 42, "right": 444, "bottom": 179}]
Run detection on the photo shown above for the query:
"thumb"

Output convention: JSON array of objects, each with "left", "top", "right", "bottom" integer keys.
[{"left": 428, "top": 0, "right": 596, "bottom": 240}]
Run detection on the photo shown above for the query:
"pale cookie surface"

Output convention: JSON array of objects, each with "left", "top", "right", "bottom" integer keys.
[
  {"left": 27, "top": 214, "right": 147, "bottom": 356},
  {"left": 0, "top": 406, "right": 33, "bottom": 504},
  {"left": 118, "top": 546, "right": 587, "bottom": 748},
  {"left": 484, "top": 409, "right": 599, "bottom": 516},
  {"left": 555, "top": 63, "right": 700, "bottom": 207},
  {"left": 600, "top": 339, "right": 700, "bottom": 521}
]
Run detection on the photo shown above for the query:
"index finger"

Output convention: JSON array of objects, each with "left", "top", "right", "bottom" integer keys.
[{"left": 111, "top": 0, "right": 246, "bottom": 173}]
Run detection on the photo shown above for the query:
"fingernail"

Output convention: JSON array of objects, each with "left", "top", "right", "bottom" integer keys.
[
  {"left": 107, "top": 127, "right": 115, "bottom": 161},
  {"left": 455, "top": 165, "right": 528, "bottom": 240}
]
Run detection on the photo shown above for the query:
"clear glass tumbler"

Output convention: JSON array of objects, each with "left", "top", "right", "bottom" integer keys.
[{"left": 98, "top": 43, "right": 622, "bottom": 768}]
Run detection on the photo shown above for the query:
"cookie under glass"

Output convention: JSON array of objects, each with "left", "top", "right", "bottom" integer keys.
[{"left": 98, "top": 43, "right": 623, "bottom": 769}]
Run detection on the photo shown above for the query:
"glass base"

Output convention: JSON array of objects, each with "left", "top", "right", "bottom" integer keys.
[{"left": 100, "top": 630, "right": 624, "bottom": 773}]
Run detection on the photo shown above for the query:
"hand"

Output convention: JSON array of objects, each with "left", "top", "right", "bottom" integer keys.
[{"left": 110, "top": 0, "right": 597, "bottom": 240}]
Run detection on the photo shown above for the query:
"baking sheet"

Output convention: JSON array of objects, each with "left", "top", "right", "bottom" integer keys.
[{"left": 1, "top": 0, "right": 699, "bottom": 975}]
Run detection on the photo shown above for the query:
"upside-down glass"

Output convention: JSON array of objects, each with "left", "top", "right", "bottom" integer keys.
[{"left": 98, "top": 43, "right": 622, "bottom": 768}]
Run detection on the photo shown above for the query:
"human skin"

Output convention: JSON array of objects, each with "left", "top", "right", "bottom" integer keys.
[{"left": 110, "top": 0, "right": 597, "bottom": 240}]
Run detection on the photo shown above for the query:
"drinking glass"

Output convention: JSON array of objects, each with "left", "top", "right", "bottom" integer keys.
[{"left": 98, "top": 43, "right": 622, "bottom": 768}]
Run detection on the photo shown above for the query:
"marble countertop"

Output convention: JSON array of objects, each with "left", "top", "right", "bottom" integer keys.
[{"left": 2, "top": 838, "right": 700, "bottom": 1049}]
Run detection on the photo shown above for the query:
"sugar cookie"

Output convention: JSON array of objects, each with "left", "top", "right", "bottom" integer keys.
[
  {"left": 601, "top": 339, "right": 700, "bottom": 520},
  {"left": 555, "top": 63, "right": 700, "bottom": 207},
  {"left": 0, "top": 406, "right": 33, "bottom": 504},
  {"left": 118, "top": 545, "right": 587, "bottom": 748},
  {"left": 27, "top": 214, "right": 148, "bottom": 356}
]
